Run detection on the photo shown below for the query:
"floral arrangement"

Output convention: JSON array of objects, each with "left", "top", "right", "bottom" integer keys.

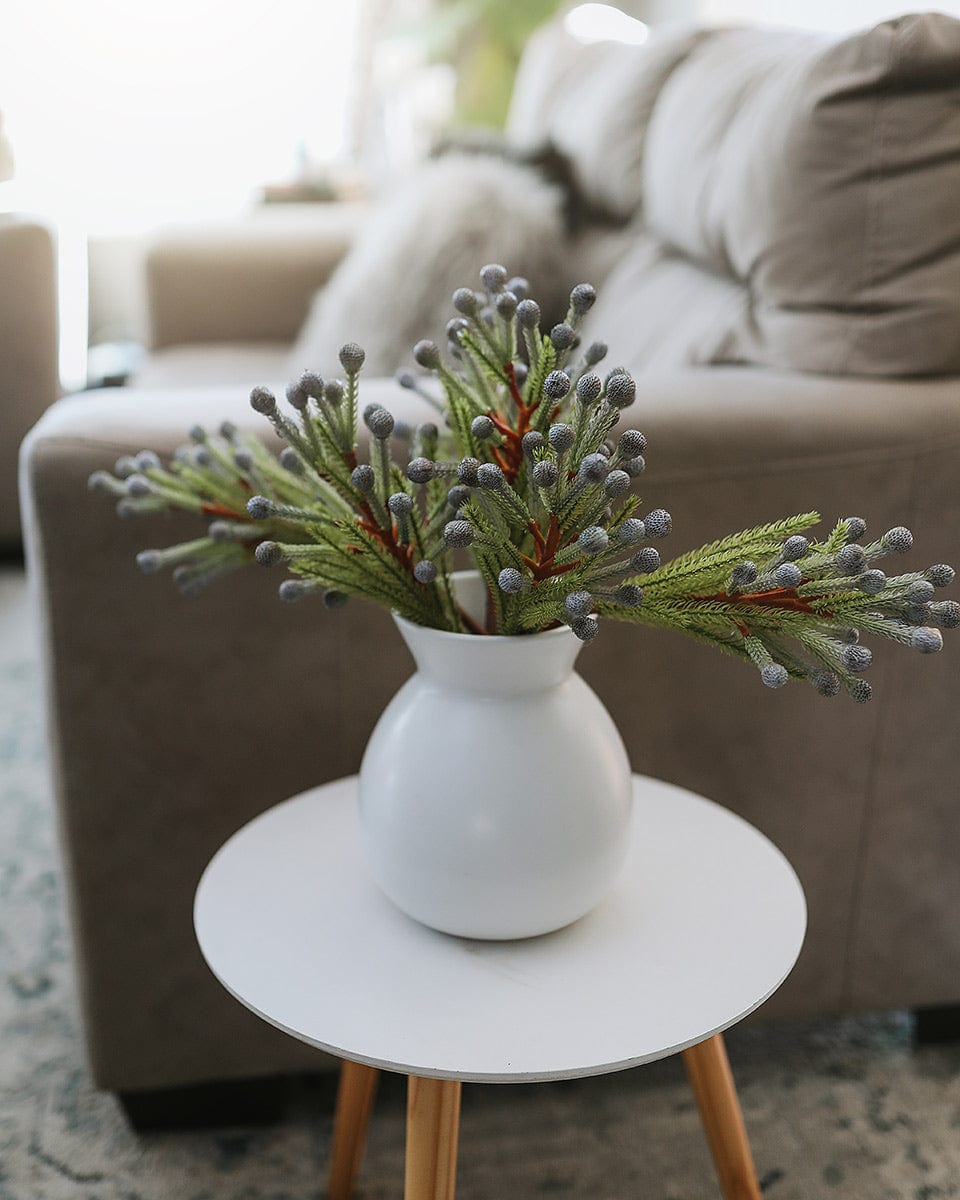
[{"left": 89, "top": 265, "right": 956, "bottom": 701}]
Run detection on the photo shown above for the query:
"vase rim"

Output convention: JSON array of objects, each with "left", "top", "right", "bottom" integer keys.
[
  {"left": 392, "top": 609, "right": 579, "bottom": 645},
  {"left": 393, "top": 569, "right": 586, "bottom": 644}
]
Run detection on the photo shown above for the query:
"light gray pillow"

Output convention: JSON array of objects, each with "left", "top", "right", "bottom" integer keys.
[
  {"left": 642, "top": 15, "right": 960, "bottom": 377},
  {"left": 288, "top": 155, "right": 572, "bottom": 380},
  {"left": 507, "top": 22, "right": 708, "bottom": 221}
]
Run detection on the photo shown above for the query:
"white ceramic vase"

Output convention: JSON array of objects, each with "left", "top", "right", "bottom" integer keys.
[{"left": 358, "top": 574, "right": 633, "bottom": 940}]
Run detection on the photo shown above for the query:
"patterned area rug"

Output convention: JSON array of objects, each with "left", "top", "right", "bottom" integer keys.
[{"left": 1, "top": 566, "right": 959, "bottom": 1200}]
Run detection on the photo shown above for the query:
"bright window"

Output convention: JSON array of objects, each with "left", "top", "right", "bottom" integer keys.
[{"left": 0, "top": 0, "right": 362, "bottom": 233}]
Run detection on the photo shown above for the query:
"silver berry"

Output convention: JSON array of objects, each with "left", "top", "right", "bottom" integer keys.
[
  {"left": 812, "top": 670, "right": 842, "bottom": 697},
  {"left": 631, "top": 546, "right": 660, "bottom": 573},
  {"left": 604, "top": 470, "right": 631, "bottom": 498},
  {"left": 413, "top": 340, "right": 441, "bottom": 370},
  {"left": 836, "top": 544, "right": 866, "bottom": 574},
  {"left": 643, "top": 509, "right": 672, "bottom": 539},
  {"left": 857, "top": 569, "right": 887, "bottom": 594},
  {"left": 516, "top": 298, "right": 540, "bottom": 328},
  {"left": 246, "top": 495, "right": 273, "bottom": 519},
  {"left": 912, "top": 627, "right": 943, "bottom": 654},
  {"left": 617, "top": 429, "right": 646, "bottom": 456},
  {"left": 578, "top": 526, "right": 609, "bottom": 555},
  {"left": 406, "top": 457, "right": 435, "bottom": 484},
  {"left": 842, "top": 645, "right": 873, "bottom": 672},
  {"left": 570, "top": 283, "right": 597, "bottom": 315},
  {"left": 730, "top": 562, "right": 758, "bottom": 590},
  {"left": 576, "top": 373, "right": 602, "bottom": 405},
  {"left": 480, "top": 263, "right": 508, "bottom": 292},
  {"left": 606, "top": 374, "right": 636, "bottom": 409},
  {"left": 447, "top": 484, "right": 471, "bottom": 510},
  {"left": 926, "top": 564, "right": 955, "bottom": 588},
  {"left": 772, "top": 563, "right": 802, "bottom": 588},
  {"left": 549, "top": 423, "right": 575, "bottom": 453},
  {"left": 578, "top": 453, "right": 609, "bottom": 482},
  {"left": 477, "top": 462, "right": 505, "bottom": 490},
  {"left": 249, "top": 385, "right": 277, "bottom": 414},
  {"left": 388, "top": 492, "right": 413, "bottom": 517},
  {"left": 498, "top": 568, "right": 526, "bottom": 594},
  {"left": 565, "top": 591, "right": 594, "bottom": 617},
  {"left": 364, "top": 405, "right": 395, "bottom": 440},
  {"left": 443, "top": 520, "right": 475, "bottom": 548},
  {"left": 522, "top": 431, "right": 544, "bottom": 457},
  {"left": 457, "top": 457, "right": 480, "bottom": 486},
  {"left": 617, "top": 518, "right": 645, "bottom": 544},
  {"left": 495, "top": 291, "right": 518, "bottom": 318},
  {"left": 543, "top": 370, "right": 571, "bottom": 400},
  {"left": 351, "top": 464, "right": 375, "bottom": 493},
  {"left": 323, "top": 379, "right": 344, "bottom": 406},
  {"left": 136, "top": 550, "right": 162, "bottom": 574},
  {"left": 453, "top": 288, "right": 479, "bottom": 316},
  {"left": 882, "top": 526, "right": 913, "bottom": 554},
  {"left": 338, "top": 343, "right": 365, "bottom": 373},
  {"left": 761, "top": 663, "right": 789, "bottom": 689},
  {"left": 615, "top": 584, "right": 643, "bottom": 607},
  {"left": 532, "top": 460, "right": 558, "bottom": 488},
  {"left": 931, "top": 600, "right": 960, "bottom": 628},
  {"left": 284, "top": 381, "right": 308, "bottom": 410}
]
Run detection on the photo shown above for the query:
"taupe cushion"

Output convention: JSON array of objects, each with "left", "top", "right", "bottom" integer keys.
[
  {"left": 507, "top": 22, "right": 708, "bottom": 219},
  {"left": 582, "top": 230, "right": 747, "bottom": 372},
  {"left": 642, "top": 14, "right": 960, "bottom": 376}
]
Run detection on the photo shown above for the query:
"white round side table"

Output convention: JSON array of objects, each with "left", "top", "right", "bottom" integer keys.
[{"left": 195, "top": 774, "right": 806, "bottom": 1200}]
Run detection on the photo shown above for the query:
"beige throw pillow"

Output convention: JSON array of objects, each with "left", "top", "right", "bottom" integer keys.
[
  {"left": 642, "top": 14, "right": 960, "bottom": 376},
  {"left": 288, "top": 155, "right": 571, "bottom": 380}
]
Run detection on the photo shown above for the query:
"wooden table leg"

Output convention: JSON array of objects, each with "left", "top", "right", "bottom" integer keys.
[
  {"left": 404, "top": 1075, "right": 462, "bottom": 1200},
  {"left": 328, "top": 1060, "right": 380, "bottom": 1200},
  {"left": 682, "top": 1034, "right": 761, "bottom": 1200}
]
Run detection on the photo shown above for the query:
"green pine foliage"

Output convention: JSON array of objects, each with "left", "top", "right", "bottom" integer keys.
[{"left": 88, "top": 267, "right": 957, "bottom": 700}]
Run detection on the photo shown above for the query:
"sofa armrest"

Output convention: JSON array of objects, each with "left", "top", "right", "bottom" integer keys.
[
  {"left": 19, "top": 367, "right": 960, "bottom": 1090},
  {"left": 145, "top": 202, "right": 369, "bottom": 351},
  {"left": 0, "top": 214, "right": 59, "bottom": 545}
]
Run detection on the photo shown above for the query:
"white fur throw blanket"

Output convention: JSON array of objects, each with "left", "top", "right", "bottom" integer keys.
[{"left": 287, "top": 155, "right": 573, "bottom": 380}]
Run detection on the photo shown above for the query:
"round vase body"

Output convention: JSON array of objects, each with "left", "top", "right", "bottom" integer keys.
[{"left": 358, "top": 587, "right": 633, "bottom": 940}]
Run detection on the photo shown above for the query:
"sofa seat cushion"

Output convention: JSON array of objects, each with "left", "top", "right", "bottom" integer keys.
[
  {"left": 642, "top": 14, "right": 960, "bottom": 376},
  {"left": 132, "top": 344, "right": 292, "bottom": 390}
]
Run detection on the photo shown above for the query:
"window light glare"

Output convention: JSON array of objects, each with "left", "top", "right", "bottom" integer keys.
[{"left": 564, "top": 4, "right": 649, "bottom": 45}]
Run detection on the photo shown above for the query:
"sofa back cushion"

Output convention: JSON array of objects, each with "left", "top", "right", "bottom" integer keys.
[
  {"left": 507, "top": 20, "right": 707, "bottom": 220},
  {"left": 641, "top": 14, "right": 960, "bottom": 376}
]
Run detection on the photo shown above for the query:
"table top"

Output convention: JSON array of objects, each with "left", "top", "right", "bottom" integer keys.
[{"left": 194, "top": 775, "right": 806, "bottom": 1084}]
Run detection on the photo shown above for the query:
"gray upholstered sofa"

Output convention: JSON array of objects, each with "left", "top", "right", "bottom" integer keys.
[{"left": 20, "top": 12, "right": 960, "bottom": 1104}]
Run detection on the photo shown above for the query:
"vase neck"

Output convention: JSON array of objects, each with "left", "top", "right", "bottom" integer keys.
[{"left": 393, "top": 615, "right": 585, "bottom": 695}]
